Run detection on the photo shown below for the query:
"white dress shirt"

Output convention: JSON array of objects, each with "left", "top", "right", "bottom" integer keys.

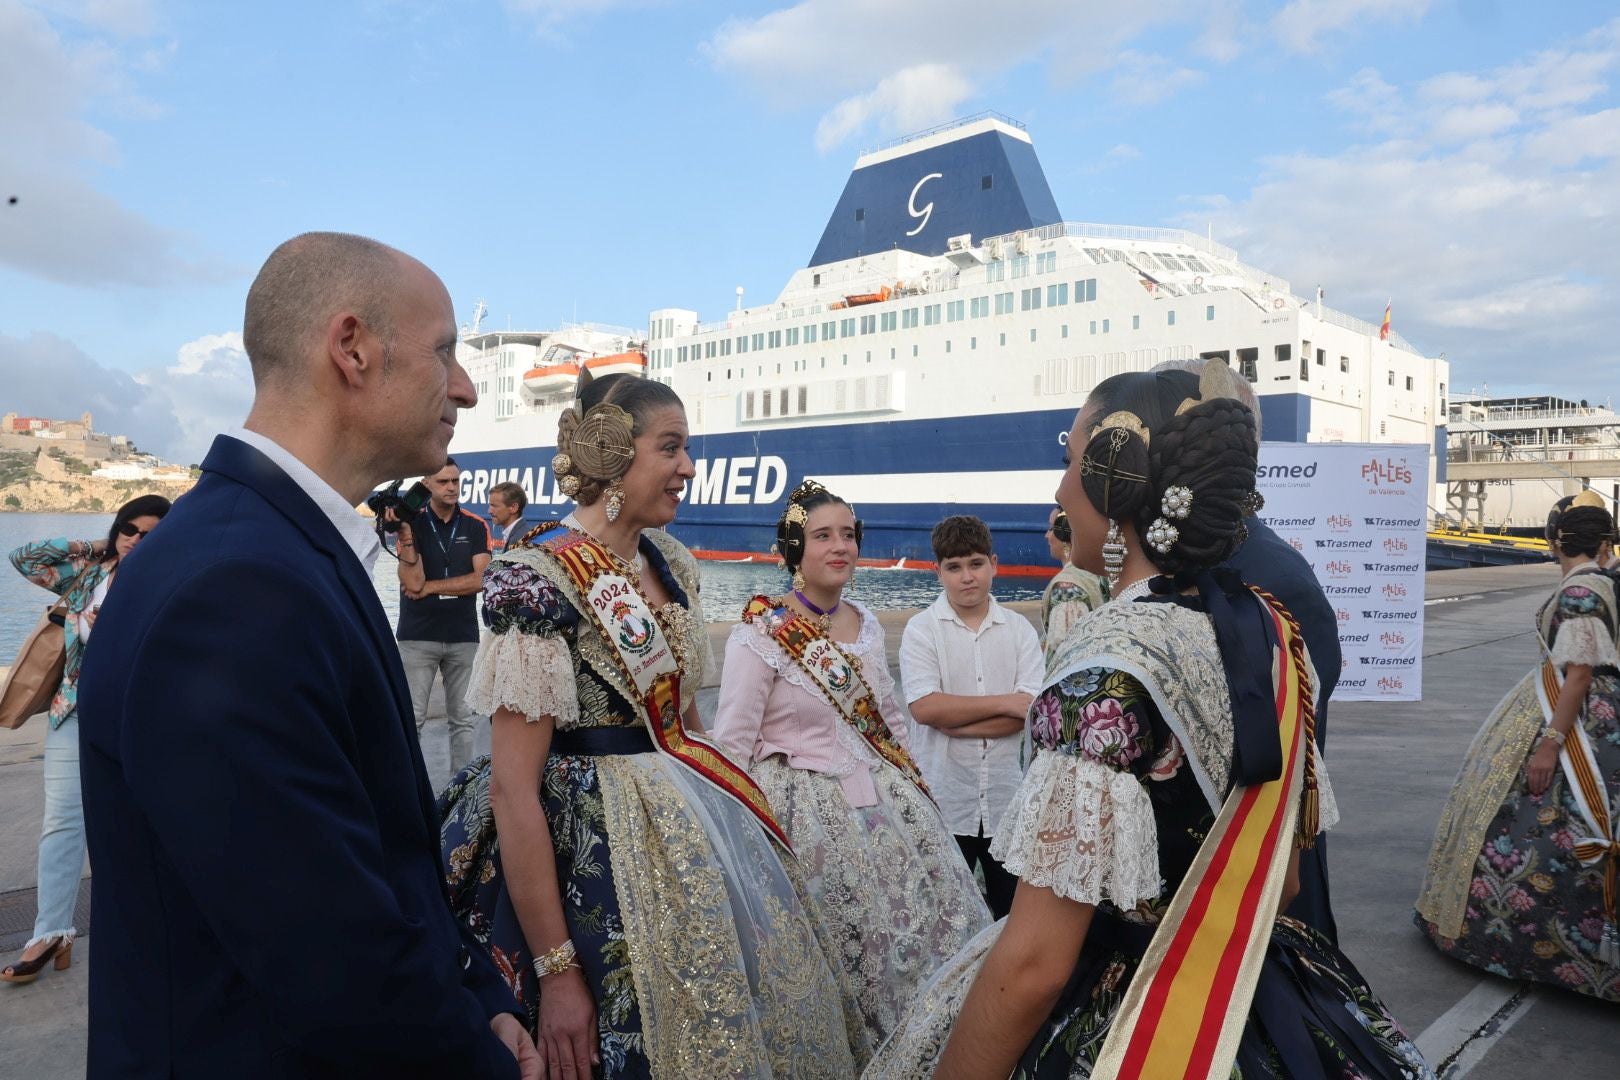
[
  {"left": 899, "top": 593, "right": 1044, "bottom": 839},
  {"left": 227, "top": 428, "right": 382, "bottom": 575}
]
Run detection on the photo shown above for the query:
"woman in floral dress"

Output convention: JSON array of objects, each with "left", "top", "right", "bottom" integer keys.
[
  {"left": 866, "top": 362, "right": 1431, "bottom": 1079},
  {"left": 1038, "top": 506, "right": 1107, "bottom": 670},
  {"left": 1416, "top": 493, "right": 1619, "bottom": 1000},
  {"left": 712, "top": 481, "right": 989, "bottom": 1065},
  {"left": 438, "top": 373, "right": 855, "bottom": 1078}
]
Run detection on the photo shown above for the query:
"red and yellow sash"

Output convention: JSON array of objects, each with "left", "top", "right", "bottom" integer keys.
[
  {"left": 742, "top": 596, "right": 931, "bottom": 800},
  {"left": 1094, "top": 590, "right": 1315, "bottom": 1079},
  {"left": 546, "top": 532, "right": 791, "bottom": 851},
  {"left": 1535, "top": 658, "right": 1619, "bottom": 959}
]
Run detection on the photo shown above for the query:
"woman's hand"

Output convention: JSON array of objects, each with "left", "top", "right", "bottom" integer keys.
[
  {"left": 537, "top": 966, "right": 598, "bottom": 1079},
  {"left": 1527, "top": 738, "right": 1561, "bottom": 796}
]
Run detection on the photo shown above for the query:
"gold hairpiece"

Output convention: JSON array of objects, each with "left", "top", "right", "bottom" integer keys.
[
  {"left": 1090, "top": 410, "right": 1150, "bottom": 447},
  {"left": 1175, "top": 356, "right": 1249, "bottom": 415},
  {"left": 1572, "top": 490, "right": 1605, "bottom": 510}
]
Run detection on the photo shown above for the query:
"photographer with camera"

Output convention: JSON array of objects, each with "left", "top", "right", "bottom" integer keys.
[{"left": 393, "top": 457, "right": 490, "bottom": 774}]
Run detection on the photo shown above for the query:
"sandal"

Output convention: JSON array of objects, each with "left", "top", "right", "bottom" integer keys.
[{"left": 1, "top": 937, "right": 72, "bottom": 985}]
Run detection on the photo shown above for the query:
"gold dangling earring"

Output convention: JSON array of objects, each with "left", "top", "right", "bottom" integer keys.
[
  {"left": 1101, "top": 520, "right": 1126, "bottom": 596},
  {"left": 604, "top": 478, "right": 625, "bottom": 523},
  {"left": 792, "top": 568, "right": 806, "bottom": 591}
]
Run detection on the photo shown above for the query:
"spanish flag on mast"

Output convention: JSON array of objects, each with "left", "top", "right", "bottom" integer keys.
[{"left": 1379, "top": 300, "right": 1392, "bottom": 341}]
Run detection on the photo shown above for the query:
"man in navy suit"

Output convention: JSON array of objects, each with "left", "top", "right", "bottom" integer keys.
[{"left": 78, "top": 234, "right": 540, "bottom": 1078}]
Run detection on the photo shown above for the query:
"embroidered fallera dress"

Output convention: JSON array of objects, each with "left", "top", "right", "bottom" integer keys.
[
  {"left": 865, "top": 595, "right": 1433, "bottom": 1079},
  {"left": 1039, "top": 563, "right": 1107, "bottom": 670},
  {"left": 438, "top": 527, "right": 856, "bottom": 1078},
  {"left": 712, "top": 599, "right": 991, "bottom": 1064},
  {"left": 1415, "top": 566, "right": 1620, "bottom": 1002}
]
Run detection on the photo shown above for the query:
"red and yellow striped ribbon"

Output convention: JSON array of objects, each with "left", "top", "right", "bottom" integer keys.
[
  {"left": 1540, "top": 659, "right": 1619, "bottom": 921},
  {"left": 1094, "top": 592, "right": 1310, "bottom": 1079}
]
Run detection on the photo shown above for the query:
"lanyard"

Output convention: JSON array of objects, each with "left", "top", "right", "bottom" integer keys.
[{"left": 424, "top": 511, "right": 461, "bottom": 578}]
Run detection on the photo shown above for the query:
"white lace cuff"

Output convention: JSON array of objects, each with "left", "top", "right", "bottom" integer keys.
[
  {"left": 1550, "top": 617, "right": 1620, "bottom": 671},
  {"left": 466, "top": 631, "right": 579, "bottom": 725},
  {"left": 990, "top": 749, "right": 1160, "bottom": 908},
  {"left": 1311, "top": 742, "right": 1340, "bottom": 833}
]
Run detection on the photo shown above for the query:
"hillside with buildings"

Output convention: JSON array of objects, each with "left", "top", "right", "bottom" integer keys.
[{"left": 0, "top": 411, "right": 195, "bottom": 513}]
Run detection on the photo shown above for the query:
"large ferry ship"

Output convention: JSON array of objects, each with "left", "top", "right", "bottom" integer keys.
[
  {"left": 1444, "top": 393, "right": 1620, "bottom": 530},
  {"left": 449, "top": 114, "right": 1449, "bottom": 570}
]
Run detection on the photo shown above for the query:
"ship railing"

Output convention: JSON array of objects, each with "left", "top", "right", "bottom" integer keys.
[
  {"left": 1449, "top": 405, "right": 1620, "bottom": 424},
  {"left": 863, "top": 111, "right": 1026, "bottom": 154},
  {"left": 1310, "top": 306, "right": 1420, "bottom": 354},
  {"left": 557, "top": 320, "right": 643, "bottom": 341},
  {"left": 996, "top": 222, "right": 1293, "bottom": 298},
  {"left": 1447, "top": 444, "right": 1620, "bottom": 464}
]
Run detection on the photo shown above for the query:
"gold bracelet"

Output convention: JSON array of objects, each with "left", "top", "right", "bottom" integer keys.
[
  {"left": 1541, "top": 727, "right": 1567, "bottom": 746},
  {"left": 531, "top": 939, "right": 577, "bottom": 978}
]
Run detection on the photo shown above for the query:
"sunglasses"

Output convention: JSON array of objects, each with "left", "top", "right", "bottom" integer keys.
[{"left": 117, "top": 522, "right": 152, "bottom": 539}]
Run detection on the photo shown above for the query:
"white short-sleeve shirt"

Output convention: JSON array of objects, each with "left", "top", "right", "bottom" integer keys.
[{"left": 899, "top": 593, "right": 1044, "bottom": 839}]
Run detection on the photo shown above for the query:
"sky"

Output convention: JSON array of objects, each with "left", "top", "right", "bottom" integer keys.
[{"left": 1, "top": 0, "right": 1617, "bottom": 464}]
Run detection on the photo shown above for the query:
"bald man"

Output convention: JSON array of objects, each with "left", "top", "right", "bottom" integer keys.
[{"left": 78, "top": 234, "right": 539, "bottom": 1079}]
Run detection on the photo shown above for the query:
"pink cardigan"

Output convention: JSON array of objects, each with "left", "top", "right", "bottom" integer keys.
[{"left": 712, "top": 601, "right": 909, "bottom": 808}]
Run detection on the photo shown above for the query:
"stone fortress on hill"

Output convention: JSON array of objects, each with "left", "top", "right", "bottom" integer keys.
[{"left": 0, "top": 410, "right": 193, "bottom": 513}]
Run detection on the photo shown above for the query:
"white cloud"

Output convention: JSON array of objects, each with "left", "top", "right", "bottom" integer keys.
[
  {"left": 0, "top": 330, "right": 252, "bottom": 464},
  {"left": 0, "top": 1, "right": 220, "bottom": 287},
  {"left": 1182, "top": 19, "right": 1620, "bottom": 394},
  {"left": 1272, "top": 0, "right": 1434, "bottom": 55},
  {"left": 815, "top": 64, "right": 976, "bottom": 153},
  {"left": 501, "top": 0, "right": 660, "bottom": 36},
  {"left": 1107, "top": 51, "right": 1206, "bottom": 107}
]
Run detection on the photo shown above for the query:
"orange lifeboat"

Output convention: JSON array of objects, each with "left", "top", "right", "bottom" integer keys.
[
  {"left": 841, "top": 286, "right": 892, "bottom": 307},
  {"left": 522, "top": 362, "right": 579, "bottom": 395},
  {"left": 584, "top": 351, "right": 648, "bottom": 378}
]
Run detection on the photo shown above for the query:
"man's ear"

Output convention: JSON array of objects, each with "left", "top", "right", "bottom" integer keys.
[{"left": 325, "top": 311, "right": 383, "bottom": 389}]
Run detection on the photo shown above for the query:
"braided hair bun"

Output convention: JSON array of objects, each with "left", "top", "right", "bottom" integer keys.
[
  {"left": 1142, "top": 398, "right": 1258, "bottom": 574},
  {"left": 1546, "top": 493, "right": 1616, "bottom": 558},
  {"left": 552, "top": 371, "right": 683, "bottom": 506}
]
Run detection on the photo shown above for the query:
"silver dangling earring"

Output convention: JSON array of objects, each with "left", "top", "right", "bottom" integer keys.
[
  {"left": 1102, "top": 519, "right": 1126, "bottom": 596},
  {"left": 792, "top": 568, "right": 806, "bottom": 591},
  {"left": 603, "top": 478, "right": 625, "bottom": 523}
]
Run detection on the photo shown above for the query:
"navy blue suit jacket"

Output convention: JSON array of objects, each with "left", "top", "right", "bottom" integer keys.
[
  {"left": 1230, "top": 516, "right": 1341, "bottom": 941},
  {"left": 78, "top": 436, "right": 519, "bottom": 1079}
]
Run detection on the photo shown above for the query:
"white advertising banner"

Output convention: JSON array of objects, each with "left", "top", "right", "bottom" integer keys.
[{"left": 1255, "top": 443, "right": 1428, "bottom": 702}]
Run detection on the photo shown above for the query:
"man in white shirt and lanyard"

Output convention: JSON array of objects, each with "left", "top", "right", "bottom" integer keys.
[{"left": 900, "top": 515, "right": 1043, "bottom": 919}]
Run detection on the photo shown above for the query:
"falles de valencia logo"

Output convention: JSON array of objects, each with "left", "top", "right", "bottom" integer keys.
[
  {"left": 612, "top": 600, "right": 655, "bottom": 655},
  {"left": 818, "top": 652, "right": 855, "bottom": 692}
]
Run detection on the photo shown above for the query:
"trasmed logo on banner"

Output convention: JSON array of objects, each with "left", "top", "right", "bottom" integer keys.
[{"left": 1257, "top": 442, "right": 1428, "bottom": 703}]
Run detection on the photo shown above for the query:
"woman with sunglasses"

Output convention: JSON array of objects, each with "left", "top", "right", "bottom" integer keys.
[{"left": 3, "top": 494, "right": 170, "bottom": 986}]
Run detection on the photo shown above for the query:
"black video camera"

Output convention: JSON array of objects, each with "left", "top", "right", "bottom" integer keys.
[{"left": 366, "top": 480, "right": 432, "bottom": 532}]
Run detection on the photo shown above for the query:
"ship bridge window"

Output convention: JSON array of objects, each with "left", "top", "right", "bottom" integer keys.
[
  {"left": 1275, "top": 343, "right": 1291, "bottom": 366},
  {"left": 1047, "top": 283, "right": 1068, "bottom": 306},
  {"left": 860, "top": 314, "right": 876, "bottom": 334},
  {"left": 1011, "top": 255, "right": 1030, "bottom": 279},
  {"left": 1238, "top": 348, "right": 1258, "bottom": 382},
  {"left": 1020, "top": 287, "right": 1041, "bottom": 311},
  {"left": 752, "top": 333, "right": 764, "bottom": 350},
  {"left": 1184, "top": 256, "right": 1211, "bottom": 273},
  {"left": 840, "top": 318, "right": 856, "bottom": 337},
  {"left": 987, "top": 260, "right": 1006, "bottom": 282},
  {"left": 995, "top": 293, "right": 1014, "bottom": 315},
  {"left": 971, "top": 296, "right": 989, "bottom": 318},
  {"left": 787, "top": 327, "right": 800, "bottom": 346},
  {"left": 901, "top": 308, "right": 917, "bottom": 329},
  {"left": 1036, "top": 252, "right": 1057, "bottom": 274},
  {"left": 882, "top": 311, "right": 899, "bottom": 331},
  {"left": 822, "top": 320, "right": 836, "bottom": 340},
  {"left": 737, "top": 336, "right": 748, "bottom": 354},
  {"left": 769, "top": 330, "right": 782, "bottom": 348},
  {"left": 804, "top": 325, "right": 817, "bottom": 344},
  {"left": 924, "top": 304, "right": 941, "bottom": 325},
  {"left": 1135, "top": 253, "right": 1162, "bottom": 270},
  {"left": 947, "top": 300, "right": 964, "bottom": 322},
  {"left": 678, "top": 346, "right": 688, "bottom": 364},
  {"left": 1076, "top": 278, "right": 1098, "bottom": 303}
]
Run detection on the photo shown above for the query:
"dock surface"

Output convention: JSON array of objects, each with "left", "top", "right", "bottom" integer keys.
[{"left": 2, "top": 562, "right": 1614, "bottom": 1076}]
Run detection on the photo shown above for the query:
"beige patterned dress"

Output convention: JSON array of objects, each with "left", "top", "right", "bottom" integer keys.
[{"left": 439, "top": 527, "right": 857, "bottom": 1078}]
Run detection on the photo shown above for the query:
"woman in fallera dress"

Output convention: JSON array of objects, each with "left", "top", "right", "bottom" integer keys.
[
  {"left": 1415, "top": 492, "right": 1620, "bottom": 1000},
  {"left": 711, "top": 481, "right": 990, "bottom": 1065},
  {"left": 866, "top": 361, "right": 1431, "bottom": 1080},
  {"left": 1039, "top": 506, "right": 1107, "bottom": 670},
  {"left": 438, "top": 372, "right": 857, "bottom": 1079}
]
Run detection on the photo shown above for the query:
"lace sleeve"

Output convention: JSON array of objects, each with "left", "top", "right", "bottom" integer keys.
[
  {"left": 1549, "top": 584, "right": 1619, "bottom": 670},
  {"left": 990, "top": 749, "right": 1160, "bottom": 907},
  {"left": 466, "top": 560, "right": 580, "bottom": 724}
]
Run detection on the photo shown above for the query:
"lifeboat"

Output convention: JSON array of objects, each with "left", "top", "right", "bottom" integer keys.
[
  {"left": 841, "top": 286, "right": 892, "bottom": 307},
  {"left": 522, "top": 362, "right": 580, "bottom": 396},
  {"left": 583, "top": 351, "right": 648, "bottom": 378}
]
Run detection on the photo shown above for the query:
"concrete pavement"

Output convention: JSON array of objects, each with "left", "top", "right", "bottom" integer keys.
[{"left": 2, "top": 564, "right": 1616, "bottom": 1076}]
